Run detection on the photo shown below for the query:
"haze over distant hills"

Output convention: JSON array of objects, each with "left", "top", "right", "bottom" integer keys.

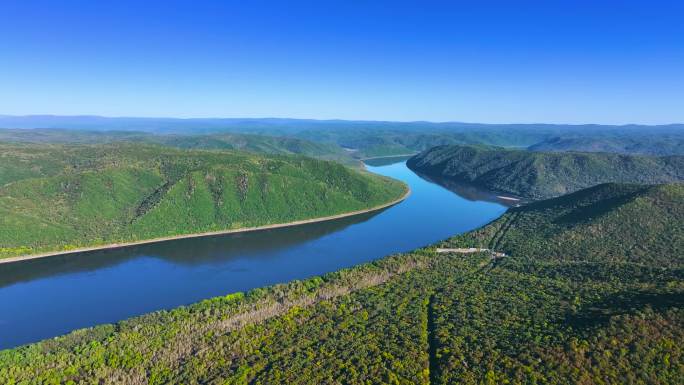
[
  {"left": 528, "top": 134, "right": 684, "bottom": 156},
  {"left": 2, "top": 115, "right": 683, "bottom": 133},
  {"left": 2, "top": 115, "right": 684, "bottom": 158}
]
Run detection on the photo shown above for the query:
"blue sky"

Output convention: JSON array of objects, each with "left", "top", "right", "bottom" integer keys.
[{"left": 1, "top": 0, "right": 682, "bottom": 124}]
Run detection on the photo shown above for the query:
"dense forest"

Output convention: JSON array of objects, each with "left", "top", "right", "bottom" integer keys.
[
  {"left": 0, "top": 142, "right": 406, "bottom": 259},
  {"left": 407, "top": 145, "right": 684, "bottom": 199},
  {"left": 1, "top": 182, "right": 681, "bottom": 384}
]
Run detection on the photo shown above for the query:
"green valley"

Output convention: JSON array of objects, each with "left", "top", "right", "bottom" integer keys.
[
  {"left": 1, "top": 182, "right": 681, "bottom": 384},
  {"left": 4, "top": 2, "right": 684, "bottom": 383}
]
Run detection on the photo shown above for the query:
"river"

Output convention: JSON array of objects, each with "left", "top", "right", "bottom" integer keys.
[{"left": 0, "top": 158, "right": 510, "bottom": 349}]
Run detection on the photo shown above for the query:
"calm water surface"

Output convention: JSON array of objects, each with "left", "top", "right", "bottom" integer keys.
[{"left": 0, "top": 159, "right": 508, "bottom": 349}]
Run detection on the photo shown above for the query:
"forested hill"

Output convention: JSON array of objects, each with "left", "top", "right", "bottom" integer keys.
[
  {"left": 407, "top": 144, "right": 684, "bottom": 199},
  {"left": 0, "top": 143, "right": 406, "bottom": 259},
  {"left": 0, "top": 128, "right": 358, "bottom": 166},
  {"left": 446, "top": 182, "right": 684, "bottom": 266}
]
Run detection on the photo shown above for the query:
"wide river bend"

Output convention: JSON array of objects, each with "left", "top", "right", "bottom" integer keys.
[{"left": 0, "top": 158, "right": 509, "bottom": 349}]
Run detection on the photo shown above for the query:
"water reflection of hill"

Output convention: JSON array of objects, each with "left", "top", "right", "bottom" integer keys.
[
  {"left": 414, "top": 171, "right": 521, "bottom": 207},
  {"left": 0, "top": 210, "right": 383, "bottom": 289},
  {"left": 362, "top": 155, "right": 413, "bottom": 167}
]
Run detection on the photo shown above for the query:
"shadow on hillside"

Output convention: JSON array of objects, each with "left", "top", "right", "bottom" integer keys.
[{"left": 566, "top": 290, "right": 683, "bottom": 330}]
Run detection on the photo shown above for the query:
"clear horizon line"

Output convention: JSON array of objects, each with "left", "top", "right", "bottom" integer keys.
[{"left": 1, "top": 113, "right": 683, "bottom": 127}]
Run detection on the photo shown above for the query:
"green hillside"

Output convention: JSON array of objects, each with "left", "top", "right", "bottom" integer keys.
[
  {"left": 407, "top": 145, "right": 684, "bottom": 199},
  {"left": 147, "top": 133, "right": 354, "bottom": 164},
  {"left": 446, "top": 182, "right": 683, "bottom": 266},
  {"left": 0, "top": 129, "right": 359, "bottom": 166},
  {"left": 0, "top": 143, "right": 406, "bottom": 259},
  {"left": 2, "top": 183, "right": 681, "bottom": 384}
]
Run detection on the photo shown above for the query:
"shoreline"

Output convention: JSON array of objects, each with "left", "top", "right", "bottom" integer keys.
[
  {"left": 496, "top": 195, "right": 521, "bottom": 201},
  {"left": 0, "top": 187, "right": 410, "bottom": 265},
  {"left": 360, "top": 153, "right": 418, "bottom": 160}
]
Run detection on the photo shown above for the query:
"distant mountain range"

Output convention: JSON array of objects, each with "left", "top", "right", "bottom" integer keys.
[
  {"left": 2, "top": 115, "right": 683, "bottom": 157},
  {"left": 528, "top": 135, "right": 684, "bottom": 156},
  {"left": 2, "top": 114, "right": 682, "bottom": 134}
]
